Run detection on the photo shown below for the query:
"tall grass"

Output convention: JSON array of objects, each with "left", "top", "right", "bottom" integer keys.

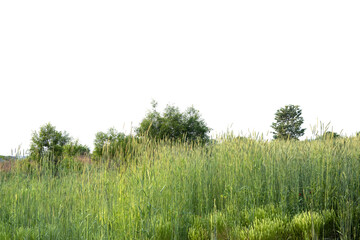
[{"left": 1, "top": 135, "right": 360, "bottom": 239}]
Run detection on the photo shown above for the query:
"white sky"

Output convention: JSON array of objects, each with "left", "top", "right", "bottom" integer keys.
[{"left": 1, "top": 1, "right": 359, "bottom": 155}]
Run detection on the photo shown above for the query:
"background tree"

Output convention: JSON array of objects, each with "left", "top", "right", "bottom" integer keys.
[
  {"left": 183, "top": 106, "right": 211, "bottom": 142},
  {"left": 136, "top": 101, "right": 211, "bottom": 143},
  {"left": 63, "top": 140, "right": 90, "bottom": 157},
  {"left": 30, "top": 123, "right": 71, "bottom": 162},
  {"left": 271, "top": 105, "right": 305, "bottom": 140},
  {"left": 93, "top": 128, "right": 125, "bottom": 157},
  {"left": 93, "top": 128, "right": 137, "bottom": 162}
]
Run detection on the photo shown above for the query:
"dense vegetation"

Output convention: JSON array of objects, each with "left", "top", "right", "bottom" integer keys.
[
  {"left": 29, "top": 123, "right": 89, "bottom": 163},
  {"left": 1, "top": 104, "right": 359, "bottom": 238},
  {"left": 1, "top": 134, "right": 360, "bottom": 239},
  {"left": 29, "top": 102, "right": 210, "bottom": 164},
  {"left": 136, "top": 101, "right": 211, "bottom": 143}
]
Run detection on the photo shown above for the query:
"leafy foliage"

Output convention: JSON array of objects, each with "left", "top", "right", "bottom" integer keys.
[
  {"left": 93, "top": 128, "right": 125, "bottom": 157},
  {"left": 29, "top": 123, "right": 71, "bottom": 161},
  {"left": 93, "top": 128, "right": 137, "bottom": 162},
  {"left": 63, "top": 140, "right": 90, "bottom": 157},
  {"left": 136, "top": 101, "right": 211, "bottom": 143},
  {"left": 271, "top": 105, "right": 305, "bottom": 140}
]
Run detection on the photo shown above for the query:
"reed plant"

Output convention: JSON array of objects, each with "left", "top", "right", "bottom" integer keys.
[{"left": 1, "top": 134, "right": 360, "bottom": 239}]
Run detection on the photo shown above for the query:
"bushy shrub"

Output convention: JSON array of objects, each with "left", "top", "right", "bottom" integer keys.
[
  {"left": 290, "top": 210, "right": 336, "bottom": 239},
  {"left": 188, "top": 211, "right": 231, "bottom": 240},
  {"left": 188, "top": 216, "right": 210, "bottom": 240},
  {"left": 29, "top": 123, "right": 70, "bottom": 163},
  {"left": 136, "top": 101, "right": 211, "bottom": 144},
  {"left": 235, "top": 218, "right": 287, "bottom": 240},
  {"left": 93, "top": 128, "right": 138, "bottom": 163},
  {"left": 63, "top": 140, "right": 90, "bottom": 157}
]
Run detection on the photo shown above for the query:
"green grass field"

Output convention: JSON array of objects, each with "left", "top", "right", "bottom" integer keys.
[{"left": 1, "top": 136, "right": 360, "bottom": 239}]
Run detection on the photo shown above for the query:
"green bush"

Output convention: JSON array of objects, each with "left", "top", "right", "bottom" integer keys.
[
  {"left": 290, "top": 210, "right": 336, "bottom": 239},
  {"left": 136, "top": 100, "right": 211, "bottom": 144},
  {"left": 188, "top": 216, "right": 210, "bottom": 240},
  {"left": 29, "top": 123, "right": 71, "bottom": 163},
  {"left": 93, "top": 128, "right": 138, "bottom": 164},
  {"left": 232, "top": 218, "right": 287, "bottom": 240},
  {"left": 63, "top": 140, "right": 90, "bottom": 157}
]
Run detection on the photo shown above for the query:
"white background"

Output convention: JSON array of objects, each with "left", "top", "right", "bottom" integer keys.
[{"left": 1, "top": 0, "right": 359, "bottom": 155}]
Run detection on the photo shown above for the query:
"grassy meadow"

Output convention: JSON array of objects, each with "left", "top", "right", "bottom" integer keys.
[{"left": 1, "top": 135, "right": 360, "bottom": 239}]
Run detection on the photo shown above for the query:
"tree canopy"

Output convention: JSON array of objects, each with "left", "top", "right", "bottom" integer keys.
[
  {"left": 30, "top": 123, "right": 71, "bottom": 161},
  {"left": 136, "top": 101, "right": 211, "bottom": 143},
  {"left": 93, "top": 128, "right": 126, "bottom": 157},
  {"left": 63, "top": 139, "right": 90, "bottom": 157},
  {"left": 271, "top": 105, "right": 305, "bottom": 140},
  {"left": 30, "top": 123, "right": 89, "bottom": 162}
]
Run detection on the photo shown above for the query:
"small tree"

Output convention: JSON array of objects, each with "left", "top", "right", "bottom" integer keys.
[
  {"left": 30, "top": 123, "right": 71, "bottom": 162},
  {"left": 271, "top": 105, "right": 305, "bottom": 140},
  {"left": 136, "top": 101, "right": 211, "bottom": 143}
]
